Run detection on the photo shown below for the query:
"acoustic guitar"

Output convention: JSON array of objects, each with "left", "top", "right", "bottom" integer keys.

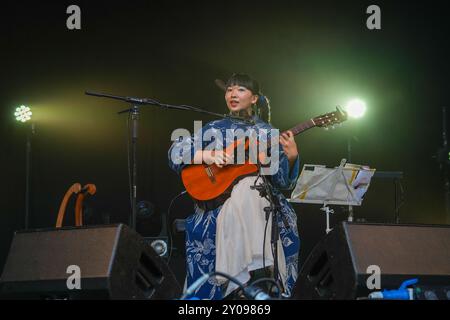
[{"left": 181, "top": 107, "right": 347, "bottom": 201}]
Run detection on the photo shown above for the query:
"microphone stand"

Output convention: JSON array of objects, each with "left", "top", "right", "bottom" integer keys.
[
  {"left": 251, "top": 163, "right": 288, "bottom": 293},
  {"left": 85, "top": 90, "right": 251, "bottom": 231}
]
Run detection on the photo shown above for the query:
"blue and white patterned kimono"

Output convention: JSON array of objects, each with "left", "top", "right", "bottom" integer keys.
[{"left": 168, "top": 115, "right": 300, "bottom": 299}]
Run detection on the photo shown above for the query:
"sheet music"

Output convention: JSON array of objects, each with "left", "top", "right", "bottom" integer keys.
[
  {"left": 350, "top": 165, "right": 374, "bottom": 201},
  {"left": 290, "top": 162, "right": 376, "bottom": 206}
]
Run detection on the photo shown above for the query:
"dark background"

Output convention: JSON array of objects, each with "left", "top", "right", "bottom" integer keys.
[{"left": 1, "top": 0, "right": 449, "bottom": 284}]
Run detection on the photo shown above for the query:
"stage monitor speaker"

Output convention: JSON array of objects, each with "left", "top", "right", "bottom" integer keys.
[
  {"left": 292, "top": 222, "right": 450, "bottom": 299},
  {"left": 0, "top": 224, "right": 182, "bottom": 299}
]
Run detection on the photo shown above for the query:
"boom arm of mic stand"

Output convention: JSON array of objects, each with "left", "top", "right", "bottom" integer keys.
[{"left": 85, "top": 90, "right": 253, "bottom": 122}]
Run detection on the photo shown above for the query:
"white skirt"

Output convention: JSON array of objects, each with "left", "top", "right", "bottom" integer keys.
[{"left": 215, "top": 176, "right": 287, "bottom": 297}]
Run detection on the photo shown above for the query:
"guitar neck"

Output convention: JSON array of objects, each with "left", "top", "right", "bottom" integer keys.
[{"left": 282, "top": 119, "right": 316, "bottom": 136}]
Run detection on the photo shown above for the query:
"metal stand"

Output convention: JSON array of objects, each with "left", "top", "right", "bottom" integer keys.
[
  {"left": 25, "top": 123, "right": 35, "bottom": 229},
  {"left": 371, "top": 171, "right": 404, "bottom": 223},
  {"left": 290, "top": 158, "right": 374, "bottom": 234},
  {"left": 130, "top": 106, "right": 139, "bottom": 230},
  {"left": 347, "top": 205, "right": 354, "bottom": 222},
  {"left": 394, "top": 177, "right": 404, "bottom": 224},
  {"left": 251, "top": 170, "right": 288, "bottom": 292},
  {"left": 320, "top": 205, "right": 334, "bottom": 234},
  {"left": 437, "top": 107, "right": 450, "bottom": 224},
  {"left": 319, "top": 159, "right": 347, "bottom": 234},
  {"left": 347, "top": 136, "right": 355, "bottom": 223}
]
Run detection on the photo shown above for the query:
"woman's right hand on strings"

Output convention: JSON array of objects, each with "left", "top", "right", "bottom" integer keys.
[{"left": 203, "top": 150, "right": 233, "bottom": 168}]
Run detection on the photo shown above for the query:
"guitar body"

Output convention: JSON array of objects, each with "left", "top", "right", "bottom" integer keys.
[
  {"left": 180, "top": 107, "right": 347, "bottom": 201},
  {"left": 181, "top": 162, "right": 258, "bottom": 201}
]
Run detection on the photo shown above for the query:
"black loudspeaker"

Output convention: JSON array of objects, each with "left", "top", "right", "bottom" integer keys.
[
  {"left": 0, "top": 224, "right": 182, "bottom": 299},
  {"left": 292, "top": 222, "right": 450, "bottom": 299}
]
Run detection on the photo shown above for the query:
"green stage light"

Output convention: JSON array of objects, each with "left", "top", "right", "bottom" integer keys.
[
  {"left": 345, "top": 99, "right": 366, "bottom": 118},
  {"left": 15, "top": 105, "right": 32, "bottom": 123}
]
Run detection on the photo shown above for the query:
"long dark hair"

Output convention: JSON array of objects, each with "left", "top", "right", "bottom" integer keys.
[{"left": 225, "top": 73, "right": 271, "bottom": 123}]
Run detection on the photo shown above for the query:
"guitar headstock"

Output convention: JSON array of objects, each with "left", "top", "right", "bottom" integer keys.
[{"left": 313, "top": 106, "right": 348, "bottom": 129}]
